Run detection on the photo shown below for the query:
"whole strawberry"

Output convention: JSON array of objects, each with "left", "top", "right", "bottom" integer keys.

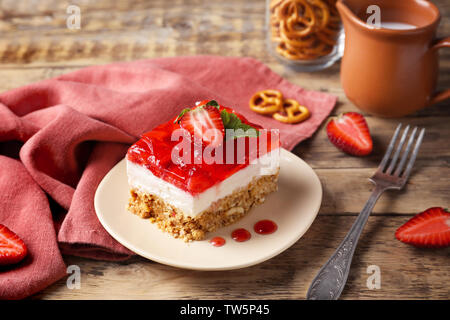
[
  {"left": 326, "top": 112, "right": 373, "bottom": 156},
  {"left": 0, "top": 224, "right": 28, "bottom": 266},
  {"left": 396, "top": 207, "right": 450, "bottom": 248}
]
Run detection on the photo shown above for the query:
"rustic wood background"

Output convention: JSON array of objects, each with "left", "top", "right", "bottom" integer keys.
[{"left": 0, "top": 0, "right": 448, "bottom": 299}]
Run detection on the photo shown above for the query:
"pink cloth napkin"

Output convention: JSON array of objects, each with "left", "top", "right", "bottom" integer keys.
[{"left": 0, "top": 56, "right": 336, "bottom": 299}]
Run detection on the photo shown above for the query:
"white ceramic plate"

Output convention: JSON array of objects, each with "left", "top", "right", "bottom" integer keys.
[{"left": 94, "top": 148, "right": 322, "bottom": 271}]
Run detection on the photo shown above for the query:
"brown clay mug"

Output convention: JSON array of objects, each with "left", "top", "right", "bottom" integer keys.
[{"left": 337, "top": 0, "right": 450, "bottom": 117}]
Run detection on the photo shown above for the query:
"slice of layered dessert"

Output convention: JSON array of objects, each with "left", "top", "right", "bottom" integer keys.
[{"left": 126, "top": 100, "right": 280, "bottom": 241}]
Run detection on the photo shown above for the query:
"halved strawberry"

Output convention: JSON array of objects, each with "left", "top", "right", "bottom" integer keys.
[
  {"left": 0, "top": 224, "right": 28, "bottom": 266},
  {"left": 395, "top": 207, "right": 450, "bottom": 248},
  {"left": 179, "top": 105, "right": 225, "bottom": 147},
  {"left": 326, "top": 112, "right": 373, "bottom": 156}
]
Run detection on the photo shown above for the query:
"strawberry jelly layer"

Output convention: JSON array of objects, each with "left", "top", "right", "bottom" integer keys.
[{"left": 126, "top": 107, "right": 279, "bottom": 195}]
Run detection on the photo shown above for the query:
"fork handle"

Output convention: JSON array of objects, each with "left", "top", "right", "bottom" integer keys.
[{"left": 306, "top": 185, "right": 385, "bottom": 300}]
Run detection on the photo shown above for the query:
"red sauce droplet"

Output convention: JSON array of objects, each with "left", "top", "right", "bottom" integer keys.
[
  {"left": 254, "top": 220, "right": 278, "bottom": 235},
  {"left": 231, "top": 228, "right": 251, "bottom": 242},
  {"left": 210, "top": 236, "right": 226, "bottom": 247}
]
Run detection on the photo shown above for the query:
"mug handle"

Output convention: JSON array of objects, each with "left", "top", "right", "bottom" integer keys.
[{"left": 429, "top": 37, "right": 450, "bottom": 105}]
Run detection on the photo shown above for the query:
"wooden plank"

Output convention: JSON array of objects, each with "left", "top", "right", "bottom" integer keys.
[
  {"left": 0, "top": 0, "right": 447, "bottom": 37},
  {"left": 295, "top": 116, "right": 450, "bottom": 169},
  {"left": 316, "top": 166, "right": 449, "bottom": 214},
  {"left": 0, "top": 66, "right": 80, "bottom": 91},
  {"left": 0, "top": 0, "right": 266, "bottom": 37},
  {"left": 33, "top": 215, "right": 450, "bottom": 300}
]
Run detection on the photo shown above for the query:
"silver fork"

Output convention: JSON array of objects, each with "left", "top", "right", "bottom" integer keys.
[{"left": 306, "top": 124, "right": 425, "bottom": 300}]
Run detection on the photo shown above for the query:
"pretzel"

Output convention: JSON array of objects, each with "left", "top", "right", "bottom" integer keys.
[
  {"left": 269, "top": 0, "right": 340, "bottom": 61},
  {"left": 316, "top": 30, "right": 337, "bottom": 46},
  {"left": 281, "top": 15, "right": 315, "bottom": 38},
  {"left": 272, "top": 99, "right": 310, "bottom": 124},
  {"left": 270, "top": 0, "right": 285, "bottom": 11},
  {"left": 309, "top": 0, "right": 330, "bottom": 30},
  {"left": 277, "top": 0, "right": 300, "bottom": 20},
  {"left": 280, "top": 1, "right": 316, "bottom": 35},
  {"left": 280, "top": 31, "right": 316, "bottom": 48},
  {"left": 276, "top": 42, "right": 318, "bottom": 60},
  {"left": 249, "top": 90, "right": 283, "bottom": 115}
]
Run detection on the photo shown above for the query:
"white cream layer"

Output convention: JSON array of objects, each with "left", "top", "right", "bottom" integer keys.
[{"left": 127, "top": 148, "right": 280, "bottom": 217}]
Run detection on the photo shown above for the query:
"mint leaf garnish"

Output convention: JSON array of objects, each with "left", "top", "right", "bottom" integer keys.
[
  {"left": 220, "top": 109, "right": 260, "bottom": 139},
  {"left": 174, "top": 108, "right": 191, "bottom": 123},
  {"left": 206, "top": 100, "right": 219, "bottom": 108},
  {"left": 221, "top": 109, "right": 231, "bottom": 126}
]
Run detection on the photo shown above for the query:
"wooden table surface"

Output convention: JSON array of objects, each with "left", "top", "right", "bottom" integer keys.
[{"left": 0, "top": 0, "right": 448, "bottom": 299}]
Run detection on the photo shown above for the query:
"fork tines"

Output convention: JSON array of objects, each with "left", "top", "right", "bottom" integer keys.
[{"left": 378, "top": 124, "right": 425, "bottom": 179}]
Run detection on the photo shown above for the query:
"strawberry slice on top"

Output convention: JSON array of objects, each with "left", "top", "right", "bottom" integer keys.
[
  {"left": 326, "top": 112, "right": 373, "bottom": 156},
  {"left": 179, "top": 103, "right": 225, "bottom": 147},
  {"left": 396, "top": 207, "right": 450, "bottom": 248},
  {"left": 0, "top": 224, "right": 28, "bottom": 266}
]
